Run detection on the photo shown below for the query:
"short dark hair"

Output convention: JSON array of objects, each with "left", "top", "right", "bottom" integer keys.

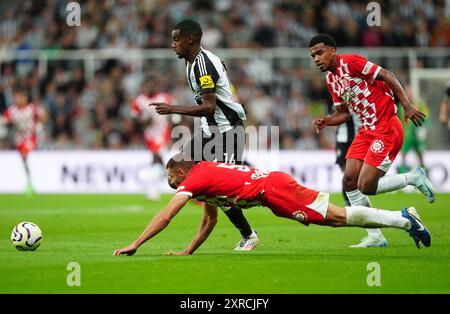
[
  {"left": 309, "top": 34, "right": 337, "bottom": 49},
  {"left": 166, "top": 153, "right": 195, "bottom": 170},
  {"left": 14, "top": 86, "right": 28, "bottom": 96},
  {"left": 173, "top": 19, "right": 203, "bottom": 38}
]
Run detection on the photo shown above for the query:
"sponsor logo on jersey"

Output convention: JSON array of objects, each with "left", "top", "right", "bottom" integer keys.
[
  {"left": 342, "top": 89, "right": 355, "bottom": 104},
  {"left": 370, "top": 139, "right": 384, "bottom": 153},
  {"left": 335, "top": 78, "right": 355, "bottom": 104},
  {"left": 199, "top": 75, "right": 215, "bottom": 89},
  {"left": 341, "top": 77, "right": 350, "bottom": 89},
  {"left": 292, "top": 210, "right": 308, "bottom": 223}
]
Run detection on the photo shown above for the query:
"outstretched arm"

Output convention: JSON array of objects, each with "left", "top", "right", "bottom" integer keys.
[
  {"left": 312, "top": 105, "right": 350, "bottom": 133},
  {"left": 113, "top": 194, "right": 190, "bottom": 256},
  {"left": 150, "top": 93, "right": 216, "bottom": 117},
  {"left": 377, "top": 69, "right": 426, "bottom": 126},
  {"left": 166, "top": 202, "right": 218, "bottom": 255}
]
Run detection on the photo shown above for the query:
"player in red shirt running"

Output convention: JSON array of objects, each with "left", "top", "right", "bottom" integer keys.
[
  {"left": 309, "top": 34, "right": 435, "bottom": 248},
  {"left": 131, "top": 80, "right": 176, "bottom": 200},
  {"left": 2, "top": 87, "right": 47, "bottom": 195},
  {"left": 113, "top": 153, "right": 431, "bottom": 256}
]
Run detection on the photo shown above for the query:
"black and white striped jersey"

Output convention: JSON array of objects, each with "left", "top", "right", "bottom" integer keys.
[{"left": 186, "top": 47, "right": 246, "bottom": 136}]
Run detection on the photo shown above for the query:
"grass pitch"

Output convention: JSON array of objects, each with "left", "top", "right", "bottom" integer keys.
[{"left": 0, "top": 192, "right": 449, "bottom": 293}]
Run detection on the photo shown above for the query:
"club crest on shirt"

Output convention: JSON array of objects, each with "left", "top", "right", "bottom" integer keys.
[
  {"left": 371, "top": 139, "right": 384, "bottom": 153},
  {"left": 292, "top": 210, "right": 308, "bottom": 223}
]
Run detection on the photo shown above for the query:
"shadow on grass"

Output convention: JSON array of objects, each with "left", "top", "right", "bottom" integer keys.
[{"left": 116, "top": 249, "right": 448, "bottom": 263}]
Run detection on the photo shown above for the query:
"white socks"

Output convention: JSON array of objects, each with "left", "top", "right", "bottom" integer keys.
[
  {"left": 376, "top": 172, "right": 417, "bottom": 194},
  {"left": 346, "top": 189, "right": 385, "bottom": 238},
  {"left": 346, "top": 206, "right": 411, "bottom": 230},
  {"left": 346, "top": 189, "right": 372, "bottom": 207},
  {"left": 344, "top": 171, "right": 418, "bottom": 236}
]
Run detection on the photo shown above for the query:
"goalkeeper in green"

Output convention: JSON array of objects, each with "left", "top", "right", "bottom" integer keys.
[{"left": 397, "top": 86, "right": 430, "bottom": 173}]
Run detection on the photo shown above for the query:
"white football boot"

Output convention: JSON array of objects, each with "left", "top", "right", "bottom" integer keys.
[
  {"left": 412, "top": 167, "right": 436, "bottom": 203},
  {"left": 234, "top": 230, "right": 259, "bottom": 251},
  {"left": 350, "top": 234, "right": 388, "bottom": 248}
]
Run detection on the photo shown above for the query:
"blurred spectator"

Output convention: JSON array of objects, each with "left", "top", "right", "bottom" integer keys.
[
  {"left": 247, "top": 87, "right": 273, "bottom": 126},
  {"left": 0, "top": 0, "right": 449, "bottom": 152},
  {"left": 0, "top": 8, "right": 18, "bottom": 47},
  {"left": 76, "top": 14, "right": 99, "bottom": 48},
  {"left": 430, "top": 10, "right": 450, "bottom": 47},
  {"left": 0, "top": 0, "right": 445, "bottom": 50}
]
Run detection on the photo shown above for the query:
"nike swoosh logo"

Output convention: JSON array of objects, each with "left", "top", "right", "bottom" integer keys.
[{"left": 410, "top": 213, "right": 425, "bottom": 231}]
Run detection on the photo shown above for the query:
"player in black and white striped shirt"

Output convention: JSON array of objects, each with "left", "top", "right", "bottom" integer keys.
[{"left": 151, "top": 20, "right": 258, "bottom": 251}]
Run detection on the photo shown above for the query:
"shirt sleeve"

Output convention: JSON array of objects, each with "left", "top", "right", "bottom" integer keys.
[
  {"left": 3, "top": 107, "right": 11, "bottom": 123},
  {"left": 346, "top": 55, "right": 381, "bottom": 84},
  {"left": 130, "top": 98, "right": 141, "bottom": 117},
  {"left": 325, "top": 77, "right": 345, "bottom": 107},
  {"left": 175, "top": 174, "right": 202, "bottom": 198},
  {"left": 194, "top": 54, "right": 220, "bottom": 95}
]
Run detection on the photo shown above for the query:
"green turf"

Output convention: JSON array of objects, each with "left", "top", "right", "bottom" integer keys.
[{"left": 0, "top": 192, "right": 449, "bottom": 293}]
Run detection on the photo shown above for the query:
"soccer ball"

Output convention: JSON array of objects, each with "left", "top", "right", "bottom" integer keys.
[{"left": 11, "top": 222, "right": 43, "bottom": 251}]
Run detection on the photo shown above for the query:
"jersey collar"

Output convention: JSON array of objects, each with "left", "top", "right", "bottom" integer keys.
[{"left": 190, "top": 47, "right": 204, "bottom": 65}]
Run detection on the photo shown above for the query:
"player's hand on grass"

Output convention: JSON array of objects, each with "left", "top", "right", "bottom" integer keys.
[
  {"left": 403, "top": 105, "right": 426, "bottom": 127},
  {"left": 312, "top": 117, "right": 327, "bottom": 133},
  {"left": 113, "top": 244, "right": 138, "bottom": 256},
  {"left": 164, "top": 250, "right": 191, "bottom": 256},
  {"left": 149, "top": 102, "right": 173, "bottom": 115}
]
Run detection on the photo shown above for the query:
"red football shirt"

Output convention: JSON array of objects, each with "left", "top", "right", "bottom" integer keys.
[
  {"left": 175, "top": 161, "right": 268, "bottom": 208},
  {"left": 3, "top": 103, "right": 41, "bottom": 145},
  {"left": 325, "top": 54, "right": 397, "bottom": 131},
  {"left": 131, "top": 92, "right": 175, "bottom": 141}
]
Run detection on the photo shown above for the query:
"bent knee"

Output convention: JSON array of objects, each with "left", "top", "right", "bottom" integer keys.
[
  {"left": 358, "top": 181, "right": 377, "bottom": 195},
  {"left": 342, "top": 175, "right": 358, "bottom": 191}
]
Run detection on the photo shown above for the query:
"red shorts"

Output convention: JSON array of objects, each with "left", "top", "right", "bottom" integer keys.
[
  {"left": 261, "top": 172, "right": 329, "bottom": 226},
  {"left": 16, "top": 135, "right": 36, "bottom": 157},
  {"left": 346, "top": 116, "right": 404, "bottom": 172}
]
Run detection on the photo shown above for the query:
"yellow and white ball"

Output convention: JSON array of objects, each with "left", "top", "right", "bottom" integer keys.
[{"left": 11, "top": 222, "right": 43, "bottom": 251}]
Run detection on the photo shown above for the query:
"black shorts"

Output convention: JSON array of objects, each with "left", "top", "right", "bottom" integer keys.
[
  {"left": 183, "top": 121, "right": 245, "bottom": 165},
  {"left": 336, "top": 142, "right": 351, "bottom": 170}
]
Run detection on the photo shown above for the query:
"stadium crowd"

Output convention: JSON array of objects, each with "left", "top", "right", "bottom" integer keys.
[{"left": 0, "top": 0, "right": 449, "bottom": 150}]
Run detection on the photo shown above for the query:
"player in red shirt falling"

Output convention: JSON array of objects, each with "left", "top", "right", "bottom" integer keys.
[
  {"left": 309, "top": 34, "right": 435, "bottom": 248},
  {"left": 2, "top": 87, "right": 47, "bottom": 195},
  {"left": 113, "top": 153, "right": 431, "bottom": 256},
  {"left": 131, "top": 80, "right": 177, "bottom": 200}
]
